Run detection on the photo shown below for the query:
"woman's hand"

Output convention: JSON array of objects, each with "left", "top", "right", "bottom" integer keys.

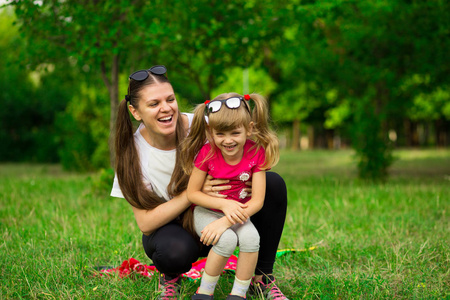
[
  {"left": 220, "top": 200, "right": 249, "bottom": 225},
  {"left": 200, "top": 217, "right": 232, "bottom": 246},
  {"left": 202, "top": 175, "right": 231, "bottom": 198},
  {"left": 243, "top": 180, "right": 252, "bottom": 198}
]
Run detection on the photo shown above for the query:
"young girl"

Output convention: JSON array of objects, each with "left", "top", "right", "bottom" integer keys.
[{"left": 180, "top": 93, "right": 279, "bottom": 300}]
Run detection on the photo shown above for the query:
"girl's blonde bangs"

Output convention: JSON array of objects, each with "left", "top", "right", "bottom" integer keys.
[{"left": 208, "top": 105, "right": 251, "bottom": 132}]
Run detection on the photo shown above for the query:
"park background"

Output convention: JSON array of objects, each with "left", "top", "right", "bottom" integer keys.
[{"left": 0, "top": 1, "right": 449, "bottom": 299}]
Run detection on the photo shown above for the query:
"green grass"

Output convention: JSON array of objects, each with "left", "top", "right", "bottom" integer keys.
[{"left": 1, "top": 149, "right": 449, "bottom": 299}]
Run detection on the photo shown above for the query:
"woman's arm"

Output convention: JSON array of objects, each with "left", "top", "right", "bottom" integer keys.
[
  {"left": 187, "top": 167, "right": 249, "bottom": 224},
  {"left": 132, "top": 191, "right": 190, "bottom": 235}
]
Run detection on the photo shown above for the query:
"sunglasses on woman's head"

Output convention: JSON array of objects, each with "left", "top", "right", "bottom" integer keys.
[
  {"left": 205, "top": 96, "right": 250, "bottom": 114},
  {"left": 129, "top": 65, "right": 167, "bottom": 81}
]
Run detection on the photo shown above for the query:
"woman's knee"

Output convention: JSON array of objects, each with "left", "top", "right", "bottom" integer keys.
[
  {"left": 266, "top": 172, "right": 287, "bottom": 196},
  {"left": 152, "top": 237, "right": 199, "bottom": 274},
  {"left": 148, "top": 224, "right": 200, "bottom": 275}
]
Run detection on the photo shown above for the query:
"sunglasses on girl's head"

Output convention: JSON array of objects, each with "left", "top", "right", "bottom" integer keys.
[
  {"left": 129, "top": 65, "right": 167, "bottom": 81},
  {"left": 205, "top": 96, "right": 250, "bottom": 114}
]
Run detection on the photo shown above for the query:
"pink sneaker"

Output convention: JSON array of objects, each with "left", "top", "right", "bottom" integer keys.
[
  {"left": 158, "top": 273, "right": 181, "bottom": 300},
  {"left": 250, "top": 275, "right": 289, "bottom": 300}
]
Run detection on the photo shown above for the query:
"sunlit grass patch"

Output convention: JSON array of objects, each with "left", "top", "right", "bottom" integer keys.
[{"left": 1, "top": 149, "right": 449, "bottom": 299}]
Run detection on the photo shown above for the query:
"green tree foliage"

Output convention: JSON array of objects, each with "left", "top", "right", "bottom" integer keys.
[
  {"left": 211, "top": 67, "right": 277, "bottom": 98},
  {"left": 4, "top": 1, "right": 449, "bottom": 180},
  {"left": 10, "top": 0, "right": 155, "bottom": 166},
  {"left": 9, "top": 0, "right": 280, "bottom": 166},
  {"left": 146, "top": 0, "right": 282, "bottom": 102},
  {"left": 0, "top": 9, "right": 72, "bottom": 162},
  {"left": 266, "top": 0, "right": 450, "bottom": 180},
  {"left": 56, "top": 81, "right": 110, "bottom": 171}
]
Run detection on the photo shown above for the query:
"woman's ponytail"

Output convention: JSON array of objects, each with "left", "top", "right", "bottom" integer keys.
[{"left": 114, "top": 98, "right": 166, "bottom": 210}]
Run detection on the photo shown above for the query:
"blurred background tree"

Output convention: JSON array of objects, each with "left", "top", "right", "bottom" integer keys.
[{"left": 2, "top": 0, "right": 449, "bottom": 180}]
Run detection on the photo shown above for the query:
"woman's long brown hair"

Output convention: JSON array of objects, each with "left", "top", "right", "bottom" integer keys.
[{"left": 114, "top": 72, "right": 189, "bottom": 212}]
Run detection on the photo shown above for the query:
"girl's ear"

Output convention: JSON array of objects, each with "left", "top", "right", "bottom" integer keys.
[
  {"left": 247, "top": 121, "right": 254, "bottom": 137},
  {"left": 129, "top": 104, "right": 142, "bottom": 121}
]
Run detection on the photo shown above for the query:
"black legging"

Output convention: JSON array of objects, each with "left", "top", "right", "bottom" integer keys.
[{"left": 142, "top": 172, "right": 287, "bottom": 278}]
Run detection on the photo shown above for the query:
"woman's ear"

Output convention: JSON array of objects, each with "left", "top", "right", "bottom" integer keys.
[
  {"left": 128, "top": 104, "right": 142, "bottom": 121},
  {"left": 247, "top": 121, "right": 254, "bottom": 137}
]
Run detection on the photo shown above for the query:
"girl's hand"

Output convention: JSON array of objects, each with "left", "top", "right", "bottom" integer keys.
[
  {"left": 220, "top": 200, "right": 249, "bottom": 225},
  {"left": 200, "top": 218, "right": 231, "bottom": 246},
  {"left": 202, "top": 175, "right": 231, "bottom": 198}
]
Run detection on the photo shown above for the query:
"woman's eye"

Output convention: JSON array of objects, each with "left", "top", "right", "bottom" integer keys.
[
  {"left": 149, "top": 102, "right": 158, "bottom": 107},
  {"left": 167, "top": 98, "right": 175, "bottom": 102}
]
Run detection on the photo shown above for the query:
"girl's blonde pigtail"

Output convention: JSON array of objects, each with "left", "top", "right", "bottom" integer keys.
[
  {"left": 179, "top": 103, "right": 209, "bottom": 175},
  {"left": 249, "top": 93, "right": 280, "bottom": 169}
]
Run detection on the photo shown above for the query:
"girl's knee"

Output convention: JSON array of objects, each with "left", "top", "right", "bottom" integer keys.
[
  {"left": 238, "top": 229, "right": 260, "bottom": 252},
  {"left": 213, "top": 230, "right": 238, "bottom": 257}
]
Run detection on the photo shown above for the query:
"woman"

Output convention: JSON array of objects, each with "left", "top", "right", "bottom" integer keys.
[{"left": 111, "top": 65, "right": 288, "bottom": 300}]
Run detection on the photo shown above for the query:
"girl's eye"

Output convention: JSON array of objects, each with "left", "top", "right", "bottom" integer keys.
[
  {"left": 149, "top": 102, "right": 158, "bottom": 107},
  {"left": 167, "top": 98, "right": 175, "bottom": 102}
]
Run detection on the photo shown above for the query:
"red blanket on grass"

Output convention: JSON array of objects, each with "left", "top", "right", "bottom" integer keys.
[
  {"left": 97, "top": 255, "right": 238, "bottom": 281},
  {"left": 96, "top": 248, "right": 316, "bottom": 281}
]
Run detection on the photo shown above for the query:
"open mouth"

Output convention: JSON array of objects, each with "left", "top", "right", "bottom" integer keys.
[
  {"left": 224, "top": 145, "right": 236, "bottom": 151},
  {"left": 158, "top": 116, "right": 173, "bottom": 123}
]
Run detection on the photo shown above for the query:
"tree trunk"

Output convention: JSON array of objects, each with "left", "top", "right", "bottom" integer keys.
[
  {"left": 435, "top": 119, "right": 448, "bottom": 147},
  {"left": 291, "top": 119, "right": 300, "bottom": 151},
  {"left": 109, "top": 55, "right": 120, "bottom": 168},
  {"left": 307, "top": 125, "right": 314, "bottom": 150},
  {"left": 404, "top": 119, "right": 419, "bottom": 147},
  {"left": 100, "top": 54, "right": 120, "bottom": 168}
]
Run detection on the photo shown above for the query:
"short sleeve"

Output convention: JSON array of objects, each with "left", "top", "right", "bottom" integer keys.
[
  {"left": 252, "top": 147, "right": 268, "bottom": 173},
  {"left": 194, "top": 143, "right": 211, "bottom": 172},
  {"left": 111, "top": 174, "right": 124, "bottom": 198}
]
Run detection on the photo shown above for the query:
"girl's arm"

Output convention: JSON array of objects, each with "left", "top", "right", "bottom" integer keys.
[
  {"left": 241, "top": 170, "right": 266, "bottom": 216},
  {"left": 187, "top": 167, "right": 249, "bottom": 224},
  {"left": 132, "top": 191, "right": 190, "bottom": 235}
]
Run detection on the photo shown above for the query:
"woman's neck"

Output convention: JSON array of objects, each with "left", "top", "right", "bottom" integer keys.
[{"left": 140, "top": 125, "right": 176, "bottom": 150}]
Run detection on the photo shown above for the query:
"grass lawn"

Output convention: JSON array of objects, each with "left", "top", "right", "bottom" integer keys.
[{"left": 1, "top": 149, "right": 449, "bottom": 299}]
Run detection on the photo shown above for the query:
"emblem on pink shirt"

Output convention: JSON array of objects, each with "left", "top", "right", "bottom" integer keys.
[
  {"left": 239, "top": 189, "right": 248, "bottom": 199},
  {"left": 239, "top": 171, "right": 250, "bottom": 182}
]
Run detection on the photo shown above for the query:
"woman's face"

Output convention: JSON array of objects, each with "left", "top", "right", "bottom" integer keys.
[{"left": 129, "top": 82, "right": 179, "bottom": 142}]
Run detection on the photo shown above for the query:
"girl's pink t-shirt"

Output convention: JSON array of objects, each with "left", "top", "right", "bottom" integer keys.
[{"left": 194, "top": 139, "right": 266, "bottom": 204}]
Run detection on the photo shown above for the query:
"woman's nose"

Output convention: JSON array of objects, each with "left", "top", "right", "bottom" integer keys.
[{"left": 160, "top": 100, "right": 171, "bottom": 111}]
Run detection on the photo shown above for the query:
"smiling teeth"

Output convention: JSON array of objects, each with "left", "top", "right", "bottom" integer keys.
[{"left": 159, "top": 116, "right": 172, "bottom": 121}]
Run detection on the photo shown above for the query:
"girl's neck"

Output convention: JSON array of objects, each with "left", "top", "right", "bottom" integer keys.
[
  {"left": 220, "top": 145, "right": 245, "bottom": 166},
  {"left": 222, "top": 155, "right": 243, "bottom": 166},
  {"left": 140, "top": 125, "right": 176, "bottom": 150}
]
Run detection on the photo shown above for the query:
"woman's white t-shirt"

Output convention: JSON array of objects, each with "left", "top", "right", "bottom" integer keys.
[{"left": 110, "top": 113, "right": 194, "bottom": 201}]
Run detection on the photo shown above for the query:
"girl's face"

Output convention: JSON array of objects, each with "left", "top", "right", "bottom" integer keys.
[
  {"left": 129, "top": 82, "right": 179, "bottom": 145},
  {"left": 211, "top": 124, "right": 253, "bottom": 163}
]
